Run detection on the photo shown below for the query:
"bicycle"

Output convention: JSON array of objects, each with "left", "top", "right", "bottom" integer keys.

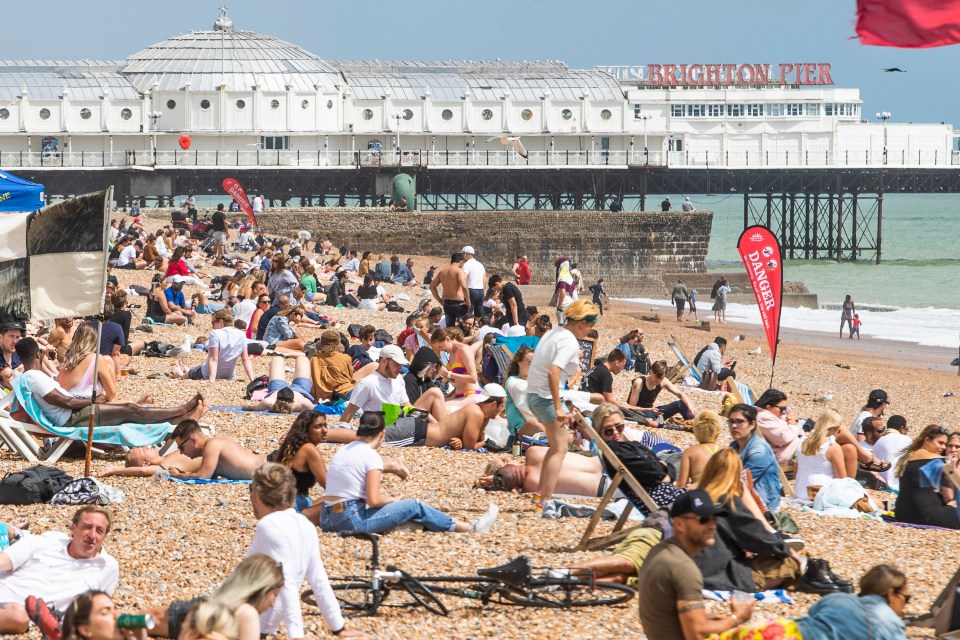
[{"left": 303, "top": 530, "right": 635, "bottom": 617}]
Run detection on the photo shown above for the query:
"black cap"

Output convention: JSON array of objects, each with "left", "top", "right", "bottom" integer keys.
[
  {"left": 669, "top": 489, "right": 729, "bottom": 519},
  {"left": 867, "top": 389, "right": 889, "bottom": 407}
]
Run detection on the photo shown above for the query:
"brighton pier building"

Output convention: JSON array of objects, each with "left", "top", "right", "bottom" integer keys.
[{"left": 0, "top": 8, "right": 955, "bottom": 172}]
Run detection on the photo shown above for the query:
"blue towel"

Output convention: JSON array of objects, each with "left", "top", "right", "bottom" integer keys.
[
  {"left": 12, "top": 377, "right": 172, "bottom": 447},
  {"left": 169, "top": 477, "right": 251, "bottom": 485}
]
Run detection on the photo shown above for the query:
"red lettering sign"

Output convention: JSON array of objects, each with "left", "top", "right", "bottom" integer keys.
[
  {"left": 222, "top": 178, "right": 255, "bottom": 227},
  {"left": 737, "top": 226, "right": 784, "bottom": 364}
]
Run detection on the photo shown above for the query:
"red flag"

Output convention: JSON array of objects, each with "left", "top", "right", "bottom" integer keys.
[
  {"left": 222, "top": 178, "right": 255, "bottom": 226},
  {"left": 857, "top": 0, "right": 960, "bottom": 48},
  {"left": 737, "top": 226, "right": 783, "bottom": 364}
]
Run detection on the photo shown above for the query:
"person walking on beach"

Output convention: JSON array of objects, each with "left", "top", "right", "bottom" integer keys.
[
  {"left": 671, "top": 278, "right": 688, "bottom": 322},
  {"left": 840, "top": 294, "right": 856, "bottom": 339},
  {"left": 590, "top": 278, "right": 608, "bottom": 315}
]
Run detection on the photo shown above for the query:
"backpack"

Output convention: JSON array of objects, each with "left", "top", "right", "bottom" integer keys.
[
  {"left": 0, "top": 465, "right": 75, "bottom": 505},
  {"left": 245, "top": 375, "right": 269, "bottom": 399},
  {"left": 143, "top": 341, "right": 176, "bottom": 358}
]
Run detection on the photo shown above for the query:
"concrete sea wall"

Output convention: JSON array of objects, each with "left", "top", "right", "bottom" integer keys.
[{"left": 255, "top": 209, "right": 713, "bottom": 298}]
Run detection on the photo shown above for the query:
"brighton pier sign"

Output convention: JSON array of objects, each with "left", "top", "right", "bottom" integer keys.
[{"left": 596, "top": 63, "right": 833, "bottom": 87}]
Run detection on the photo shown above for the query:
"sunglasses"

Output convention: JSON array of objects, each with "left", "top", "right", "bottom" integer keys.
[
  {"left": 602, "top": 422, "right": 626, "bottom": 437},
  {"left": 897, "top": 591, "right": 911, "bottom": 604},
  {"left": 773, "top": 404, "right": 788, "bottom": 412},
  {"left": 678, "top": 515, "right": 716, "bottom": 525},
  {"left": 728, "top": 418, "right": 748, "bottom": 426}
]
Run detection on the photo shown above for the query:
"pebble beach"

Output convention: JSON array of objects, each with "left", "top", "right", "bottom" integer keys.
[{"left": 2, "top": 212, "right": 958, "bottom": 639}]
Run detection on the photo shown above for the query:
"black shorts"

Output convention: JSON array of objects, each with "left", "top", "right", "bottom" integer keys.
[{"left": 120, "top": 345, "right": 132, "bottom": 356}]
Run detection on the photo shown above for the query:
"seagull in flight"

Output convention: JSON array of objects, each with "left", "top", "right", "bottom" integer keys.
[
  {"left": 486, "top": 135, "right": 528, "bottom": 158},
  {"left": 883, "top": 67, "right": 906, "bottom": 72}
]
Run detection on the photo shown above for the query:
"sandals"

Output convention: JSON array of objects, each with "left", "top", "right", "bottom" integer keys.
[{"left": 859, "top": 457, "right": 891, "bottom": 472}]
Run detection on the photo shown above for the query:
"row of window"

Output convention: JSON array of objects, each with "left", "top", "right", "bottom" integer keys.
[
  {"left": 658, "top": 103, "right": 860, "bottom": 118},
  {"left": 360, "top": 107, "right": 614, "bottom": 122},
  {"left": 0, "top": 107, "right": 134, "bottom": 121},
  {"left": 164, "top": 98, "right": 336, "bottom": 111}
]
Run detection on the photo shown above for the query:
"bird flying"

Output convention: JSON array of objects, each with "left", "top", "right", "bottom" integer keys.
[
  {"left": 485, "top": 135, "right": 528, "bottom": 158},
  {"left": 883, "top": 67, "right": 906, "bottom": 72}
]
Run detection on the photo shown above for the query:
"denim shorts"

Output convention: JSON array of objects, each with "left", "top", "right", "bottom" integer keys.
[
  {"left": 267, "top": 377, "right": 314, "bottom": 403},
  {"left": 528, "top": 393, "right": 559, "bottom": 425}
]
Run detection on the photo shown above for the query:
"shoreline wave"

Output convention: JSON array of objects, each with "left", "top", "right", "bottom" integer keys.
[{"left": 618, "top": 297, "right": 960, "bottom": 349}]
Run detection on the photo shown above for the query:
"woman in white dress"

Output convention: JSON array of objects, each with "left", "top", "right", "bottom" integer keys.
[{"left": 794, "top": 409, "right": 848, "bottom": 500}]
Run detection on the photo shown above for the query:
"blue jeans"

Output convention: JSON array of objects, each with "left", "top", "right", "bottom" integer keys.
[
  {"left": 653, "top": 400, "right": 694, "bottom": 421},
  {"left": 294, "top": 494, "right": 313, "bottom": 513},
  {"left": 319, "top": 498, "right": 455, "bottom": 534},
  {"left": 195, "top": 301, "right": 226, "bottom": 314},
  {"left": 468, "top": 289, "right": 484, "bottom": 317}
]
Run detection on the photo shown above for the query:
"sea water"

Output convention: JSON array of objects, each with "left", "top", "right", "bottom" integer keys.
[{"left": 621, "top": 193, "right": 960, "bottom": 349}]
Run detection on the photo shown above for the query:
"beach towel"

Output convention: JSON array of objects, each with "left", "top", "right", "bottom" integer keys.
[
  {"left": 168, "top": 477, "right": 251, "bottom": 485},
  {"left": 540, "top": 497, "right": 643, "bottom": 521},
  {"left": 493, "top": 335, "right": 540, "bottom": 354},
  {"left": 11, "top": 377, "right": 172, "bottom": 447},
  {"left": 142, "top": 317, "right": 175, "bottom": 326},
  {"left": 50, "top": 477, "right": 126, "bottom": 505},
  {"left": 880, "top": 516, "right": 958, "bottom": 531},
  {"left": 702, "top": 589, "right": 795, "bottom": 605}
]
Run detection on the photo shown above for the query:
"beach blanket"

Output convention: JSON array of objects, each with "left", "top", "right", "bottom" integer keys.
[
  {"left": 541, "top": 497, "right": 643, "bottom": 522},
  {"left": 142, "top": 317, "right": 175, "bottom": 326},
  {"left": 702, "top": 589, "right": 795, "bottom": 605},
  {"left": 880, "top": 516, "right": 958, "bottom": 531},
  {"left": 11, "top": 377, "right": 172, "bottom": 447},
  {"left": 168, "top": 477, "right": 251, "bottom": 485}
]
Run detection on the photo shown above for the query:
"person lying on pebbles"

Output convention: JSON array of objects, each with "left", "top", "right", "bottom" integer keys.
[
  {"left": 97, "top": 446, "right": 201, "bottom": 479},
  {"left": 167, "top": 419, "right": 266, "bottom": 481}
]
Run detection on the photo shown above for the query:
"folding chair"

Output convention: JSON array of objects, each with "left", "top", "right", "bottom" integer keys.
[
  {"left": 570, "top": 409, "right": 660, "bottom": 551},
  {"left": 667, "top": 340, "right": 703, "bottom": 386},
  {"left": 0, "top": 385, "right": 174, "bottom": 464}
]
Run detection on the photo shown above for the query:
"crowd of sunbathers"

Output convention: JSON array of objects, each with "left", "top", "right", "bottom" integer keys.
[{"left": 0, "top": 210, "right": 944, "bottom": 639}]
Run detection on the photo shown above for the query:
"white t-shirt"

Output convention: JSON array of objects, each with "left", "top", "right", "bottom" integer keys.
[
  {"left": 872, "top": 431, "right": 913, "bottom": 491},
  {"left": 252, "top": 196, "right": 264, "bottom": 212},
  {"left": 232, "top": 298, "right": 257, "bottom": 327},
  {"left": 462, "top": 258, "right": 485, "bottom": 290},
  {"left": 246, "top": 509, "right": 344, "bottom": 637},
  {"left": 324, "top": 441, "right": 384, "bottom": 502},
  {"left": 850, "top": 410, "right": 874, "bottom": 436},
  {"left": 201, "top": 327, "right": 246, "bottom": 380},
  {"left": 21, "top": 370, "right": 73, "bottom": 426},
  {"left": 349, "top": 372, "right": 409, "bottom": 412},
  {"left": 116, "top": 244, "right": 138, "bottom": 267},
  {"left": 0, "top": 532, "right": 118, "bottom": 610},
  {"left": 526, "top": 327, "right": 581, "bottom": 400}
]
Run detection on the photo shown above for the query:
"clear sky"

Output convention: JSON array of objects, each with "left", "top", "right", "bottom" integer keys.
[{"left": 4, "top": 0, "right": 956, "bottom": 127}]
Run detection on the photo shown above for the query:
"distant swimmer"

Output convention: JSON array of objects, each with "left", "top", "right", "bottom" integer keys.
[
  {"left": 486, "top": 135, "right": 528, "bottom": 158},
  {"left": 883, "top": 67, "right": 906, "bottom": 72}
]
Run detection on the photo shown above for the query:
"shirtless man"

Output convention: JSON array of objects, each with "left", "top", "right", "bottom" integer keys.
[
  {"left": 427, "top": 386, "right": 506, "bottom": 450},
  {"left": 47, "top": 318, "right": 76, "bottom": 363},
  {"left": 97, "top": 446, "right": 201, "bottom": 478},
  {"left": 478, "top": 447, "right": 620, "bottom": 497},
  {"left": 169, "top": 419, "right": 266, "bottom": 480},
  {"left": 429, "top": 252, "right": 470, "bottom": 328}
]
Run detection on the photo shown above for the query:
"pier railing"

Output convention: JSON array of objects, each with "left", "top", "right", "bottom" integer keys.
[{"left": 2, "top": 148, "right": 958, "bottom": 169}]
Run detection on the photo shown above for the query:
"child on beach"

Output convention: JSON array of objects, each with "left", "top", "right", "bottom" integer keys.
[{"left": 852, "top": 314, "right": 862, "bottom": 339}]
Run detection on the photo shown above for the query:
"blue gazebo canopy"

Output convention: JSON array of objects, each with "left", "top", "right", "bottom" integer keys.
[{"left": 0, "top": 170, "right": 44, "bottom": 211}]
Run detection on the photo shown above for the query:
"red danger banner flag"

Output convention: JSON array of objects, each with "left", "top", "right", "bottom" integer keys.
[
  {"left": 222, "top": 178, "right": 255, "bottom": 226},
  {"left": 737, "top": 226, "right": 784, "bottom": 364},
  {"left": 856, "top": 0, "right": 960, "bottom": 48}
]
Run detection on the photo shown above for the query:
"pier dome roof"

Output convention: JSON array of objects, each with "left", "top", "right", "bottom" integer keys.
[{"left": 122, "top": 8, "right": 340, "bottom": 94}]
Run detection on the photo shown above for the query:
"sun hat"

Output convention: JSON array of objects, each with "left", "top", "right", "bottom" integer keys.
[{"left": 319, "top": 330, "right": 344, "bottom": 354}]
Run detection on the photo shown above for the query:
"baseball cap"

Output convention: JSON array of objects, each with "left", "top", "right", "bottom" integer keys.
[
  {"left": 669, "top": 488, "right": 729, "bottom": 519},
  {"left": 460, "top": 246, "right": 475, "bottom": 255},
  {"left": 867, "top": 389, "right": 889, "bottom": 407},
  {"left": 379, "top": 344, "right": 409, "bottom": 365},
  {"left": 478, "top": 383, "right": 507, "bottom": 402}
]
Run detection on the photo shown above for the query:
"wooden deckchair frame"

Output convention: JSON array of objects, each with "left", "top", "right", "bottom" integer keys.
[{"left": 570, "top": 408, "right": 660, "bottom": 551}]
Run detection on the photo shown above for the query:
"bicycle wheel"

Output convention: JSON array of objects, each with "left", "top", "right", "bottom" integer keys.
[
  {"left": 302, "top": 579, "right": 381, "bottom": 616},
  {"left": 391, "top": 568, "right": 449, "bottom": 616},
  {"left": 498, "top": 577, "right": 635, "bottom": 608}
]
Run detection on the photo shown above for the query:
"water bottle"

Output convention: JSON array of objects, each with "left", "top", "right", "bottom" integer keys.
[
  {"left": 153, "top": 469, "right": 170, "bottom": 482},
  {"left": 657, "top": 414, "right": 665, "bottom": 427}
]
